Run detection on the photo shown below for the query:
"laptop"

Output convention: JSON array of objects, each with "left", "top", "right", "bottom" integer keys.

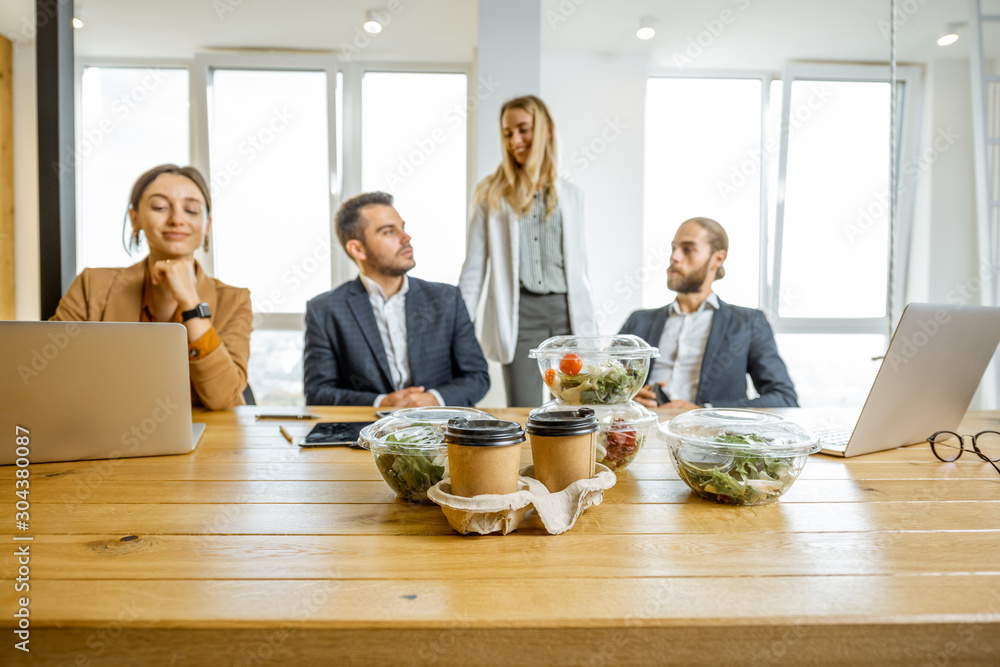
[
  {"left": 0, "top": 321, "right": 206, "bottom": 465},
  {"left": 816, "top": 303, "right": 1000, "bottom": 457}
]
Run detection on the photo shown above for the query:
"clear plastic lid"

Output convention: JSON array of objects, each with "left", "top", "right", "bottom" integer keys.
[
  {"left": 358, "top": 406, "right": 496, "bottom": 452},
  {"left": 528, "top": 335, "right": 659, "bottom": 360},
  {"left": 658, "top": 408, "right": 819, "bottom": 457},
  {"left": 532, "top": 400, "right": 657, "bottom": 430}
]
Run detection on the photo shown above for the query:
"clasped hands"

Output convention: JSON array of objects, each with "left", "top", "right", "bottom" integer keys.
[
  {"left": 380, "top": 386, "right": 439, "bottom": 408},
  {"left": 150, "top": 257, "right": 202, "bottom": 311}
]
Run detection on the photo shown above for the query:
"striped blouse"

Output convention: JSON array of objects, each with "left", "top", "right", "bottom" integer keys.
[{"left": 518, "top": 190, "right": 568, "bottom": 294}]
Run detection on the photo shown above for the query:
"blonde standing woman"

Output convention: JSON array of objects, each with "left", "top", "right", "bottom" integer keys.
[{"left": 459, "top": 96, "right": 596, "bottom": 407}]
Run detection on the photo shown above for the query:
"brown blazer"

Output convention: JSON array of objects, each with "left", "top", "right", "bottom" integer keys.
[{"left": 51, "top": 258, "right": 253, "bottom": 410}]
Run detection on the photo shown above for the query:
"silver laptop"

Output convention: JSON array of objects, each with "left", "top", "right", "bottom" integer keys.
[
  {"left": 0, "top": 321, "right": 206, "bottom": 465},
  {"left": 816, "top": 303, "right": 1000, "bottom": 457}
]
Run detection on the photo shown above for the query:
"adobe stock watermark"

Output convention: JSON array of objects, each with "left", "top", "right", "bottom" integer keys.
[
  {"left": 71, "top": 600, "right": 141, "bottom": 666},
  {"left": 17, "top": 323, "right": 81, "bottom": 386},
  {"left": 672, "top": 0, "right": 752, "bottom": 69},
  {"left": 844, "top": 126, "right": 959, "bottom": 244},
  {"left": 716, "top": 83, "right": 835, "bottom": 202},
  {"left": 545, "top": 0, "right": 589, "bottom": 30},
  {"left": 210, "top": 107, "right": 296, "bottom": 196},
  {"left": 563, "top": 116, "right": 629, "bottom": 183},
  {"left": 884, "top": 308, "right": 951, "bottom": 372},
  {"left": 11, "top": 0, "right": 71, "bottom": 43},
  {"left": 382, "top": 74, "right": 502, "bottom": 188},
  {"left": 339, "top": 0, "right": 414, "bottom": 62},
  {"left": 253, "top": 234, "right": 332, "bottom": 326},
  {"left": 53, "top": 68, "right": 171, "bottom": 183},
  {"left": 877, "top": 0, "right": 934, "bottom": 41}
]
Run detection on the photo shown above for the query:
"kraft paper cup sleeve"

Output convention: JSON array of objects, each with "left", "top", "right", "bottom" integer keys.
[
  {"left": 427, "top": 478, "right": 535, "bottom": 535},
  {"left": 518, "top": 463, "right": 617, "bottom": 535}
]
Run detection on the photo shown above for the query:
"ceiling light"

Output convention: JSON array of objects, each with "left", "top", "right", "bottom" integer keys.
[
  {"left": 72, "top": 17, "right": 83, "bottom": 29},
  {"left": 937, "top": 22, "right": 963, "bottom": 46},
  {"left": 636, "top": 16, "right": 656, "bottom": 40},
  {"left": 363, "top": 9, "right": 383, "bottom": 34}
]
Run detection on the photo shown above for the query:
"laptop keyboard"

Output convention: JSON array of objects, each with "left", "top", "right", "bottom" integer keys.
[{"left": 814, "top": 426, "right": 853, "bottom": 451}]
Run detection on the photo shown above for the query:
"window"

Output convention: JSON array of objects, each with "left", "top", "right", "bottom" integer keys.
[
  {"left": 644, "top": 77, "right": 763, "bottom": 310},
  {"left": 360, "top": 70, "right": 469, "bottom": 285},
  {"left": 78, "top": 66, "right": 190, "bottom": 270},
  {"left": 206, "top": 67, "right": 334, "bottom": 316},
  {"left": 644, "top": 66, "right": 921, "bottom": 407}
]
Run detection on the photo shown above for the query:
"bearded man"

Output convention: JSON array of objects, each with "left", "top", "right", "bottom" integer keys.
[
  {"left": 619, "top": 217, "right": 797, "bottom": 410},
  {"left": 304, "top": 192, "right": 489, "bottom": 407}
]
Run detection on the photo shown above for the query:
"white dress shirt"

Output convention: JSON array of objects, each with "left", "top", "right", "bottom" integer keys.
[
  {"left": 647, "top": 292, "right": 720, "bottom": 404},
  {"left": 359, "top": 272, "right": 443, "bottom": 408}
]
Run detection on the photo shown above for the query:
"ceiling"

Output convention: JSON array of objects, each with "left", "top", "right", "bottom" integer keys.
[{"left": 0, "top": 0, "right": 988, "bottom": 66}]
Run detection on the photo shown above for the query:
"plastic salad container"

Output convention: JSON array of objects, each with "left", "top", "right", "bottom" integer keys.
[
  {"left": 658, "top": 408, "right": 820, "bottom": 505},
  {"left": 531, "top": 400, "right": 658, "bottom": 473},
  {"left": 528, "top": 335, "right": 659, "bottom": 405},
  {"left": 358, "top": 406, "right": 497, "bottom": 504}
]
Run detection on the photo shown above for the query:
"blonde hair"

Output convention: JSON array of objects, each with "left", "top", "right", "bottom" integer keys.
[{"left": 476, "top": 95, "right": 559, "bottom": 218}]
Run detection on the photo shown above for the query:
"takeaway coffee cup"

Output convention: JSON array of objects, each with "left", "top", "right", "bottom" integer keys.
[
  {"left": 444, "top": 418, "right": 526, "bottom": 497},
  {"left": 525, "top": 407, "right": 599, "bottom": 492}
]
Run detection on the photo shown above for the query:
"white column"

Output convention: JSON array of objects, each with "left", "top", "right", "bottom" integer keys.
[{"left": 475, "top": 0, "right": 542, "bottom": 181}]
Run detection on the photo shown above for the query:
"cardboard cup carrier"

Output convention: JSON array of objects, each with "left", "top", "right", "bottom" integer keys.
[
  {"left": 444, "top": 418, "right": 526, "bottom": 497},
  {"left": 526, "top": 407, "right": 599, "bottom": 492}
]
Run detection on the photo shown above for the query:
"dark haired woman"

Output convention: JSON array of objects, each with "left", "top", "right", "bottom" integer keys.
[
  {"left": 459, "top": 96, "right": 596, "bottom": 407},
  {"left": 51, "top": 164, "right": 252, "bottom": 409}
]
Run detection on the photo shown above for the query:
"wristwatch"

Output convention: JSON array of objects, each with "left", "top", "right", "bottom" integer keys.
[{"left": 181, "top": 303, "right": 212, "bottom": 321}]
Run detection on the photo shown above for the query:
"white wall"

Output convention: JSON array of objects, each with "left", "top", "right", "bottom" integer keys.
[
  {"left": 541, "top": 52, "right": 647, "bottom": 334},
  {"left": 13, "top": 39, "right": 38, "bottom": 321}
]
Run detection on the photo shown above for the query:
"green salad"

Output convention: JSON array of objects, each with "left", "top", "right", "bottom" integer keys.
[
  {"left": 373, "top": 425, "right": 447, "bottom": 504},
  {"left": 673, "top": 433, "right": 799, "bottom": 505},
  {"left": 549, "top": 359, "right": 646, "bottom": 404}
]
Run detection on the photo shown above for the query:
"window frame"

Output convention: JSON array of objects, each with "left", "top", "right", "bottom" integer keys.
[
  {"left": 73, "top": 56, "right": 194, "bottom": 273},
  {"left": 191, "top": 52, "right": 340, "bottom": 330},
  {"left": 771, "top": 63, "right": 923, "bottom": 337},
  {"left": 644, "top": 69, "right": 776, "bottom": 311}
]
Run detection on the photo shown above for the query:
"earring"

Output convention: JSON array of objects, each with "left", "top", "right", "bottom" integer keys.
[{"left": 203, "top": 236, "right": 210, "bottom": 252}]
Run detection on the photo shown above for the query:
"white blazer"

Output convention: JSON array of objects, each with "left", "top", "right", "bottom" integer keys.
[{"left": 459, "top": 179, "right": 597, "bottom": 364}]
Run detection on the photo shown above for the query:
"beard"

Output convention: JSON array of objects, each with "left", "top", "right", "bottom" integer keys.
[
  {"left": 667, "top": 257, "right": 712, "bottom": 294},
  {"left": 365, "top": 244, "right": 416, "bottom": 277}
]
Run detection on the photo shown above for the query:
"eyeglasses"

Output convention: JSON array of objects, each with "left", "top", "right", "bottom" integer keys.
[{"left": 927, "top": 431, "right": 1000, "bottom": 475}]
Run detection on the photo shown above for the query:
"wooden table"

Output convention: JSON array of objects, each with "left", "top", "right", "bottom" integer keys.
[{"left": 2, "top": 406, "right": 999, "bottom": 665}]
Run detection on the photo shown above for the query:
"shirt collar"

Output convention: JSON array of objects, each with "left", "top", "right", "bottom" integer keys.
[
  {"left": 669, "top": 292, "right": 720, "bottom": 316},
  {"left": 359, "top": 271, "right": 409, "bottom": 302}
]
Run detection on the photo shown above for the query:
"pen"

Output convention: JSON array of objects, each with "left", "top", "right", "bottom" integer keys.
[
  {"left": 279, "top": 426, "right": 294, "bottom": 444},
  {"left": 256, "top": 414, "right": 320, "bottom": 420}
]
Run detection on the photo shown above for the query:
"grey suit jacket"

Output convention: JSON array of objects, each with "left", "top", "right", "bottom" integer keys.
[
  {"left": 304, "top": 277, "right": 490, "bottom": 406},
  {"left": 618, "top": 299, "right": 798, "bottom": 408}
]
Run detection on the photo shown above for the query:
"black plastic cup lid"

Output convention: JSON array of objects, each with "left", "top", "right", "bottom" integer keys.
[
  {"left": 526, "top": 407, "right": 599, "bottom": 437},
  {"left": 444, "top": 418, "right": 526, "bottom": 447}
]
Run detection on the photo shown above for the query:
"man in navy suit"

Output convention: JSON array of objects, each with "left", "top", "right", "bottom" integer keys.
[
  {"left": 304, "top": 192, "right": 490, "bottom": 407},
  {"left": 619, "top": 217, "right": 797, "bottom": 410}
]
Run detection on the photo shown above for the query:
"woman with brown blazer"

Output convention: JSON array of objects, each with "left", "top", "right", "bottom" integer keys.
[{"left": 51, "top": 164, "right": 252, "bottom": 410}]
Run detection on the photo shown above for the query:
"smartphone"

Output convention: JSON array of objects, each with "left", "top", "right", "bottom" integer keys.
[
  {"left": 652, "top": 384, "right": 670, "bottom": 406},
  {"left": 299, "top": 422, "right": 374, "bottom": 448}
]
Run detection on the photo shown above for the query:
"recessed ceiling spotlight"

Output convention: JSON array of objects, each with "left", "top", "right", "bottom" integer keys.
[
  {"left": 937, "top": 22, "right": 964, "bottom": 46},
  {"left": 636, "top": 16, "right": 656, "bottom": 40},
  {"left": 364, "top": 9, "right": 383, "bottom": 34},
  {"left": 72, "top": 17, "right": 84, "bottom": 29}
]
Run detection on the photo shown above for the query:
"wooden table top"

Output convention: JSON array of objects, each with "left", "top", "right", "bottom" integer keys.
[{"left": 2, "top": 406, "right": 999, "bottom": 666}]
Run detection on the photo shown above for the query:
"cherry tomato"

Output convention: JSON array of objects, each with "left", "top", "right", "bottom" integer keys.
[
  {"left": 559, "top": 353, "right": 583, "bottom": 376},
  {"left": 544, "top": 368, "right": 556, "bottom": 387}
]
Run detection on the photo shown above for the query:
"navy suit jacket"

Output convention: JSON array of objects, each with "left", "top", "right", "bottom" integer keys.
[
  {"left": 618, "top": 299, "right": 798, "bottom": 408},
  {"left": 304, "top": 277, "right": 490, "bottom": 406}
]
